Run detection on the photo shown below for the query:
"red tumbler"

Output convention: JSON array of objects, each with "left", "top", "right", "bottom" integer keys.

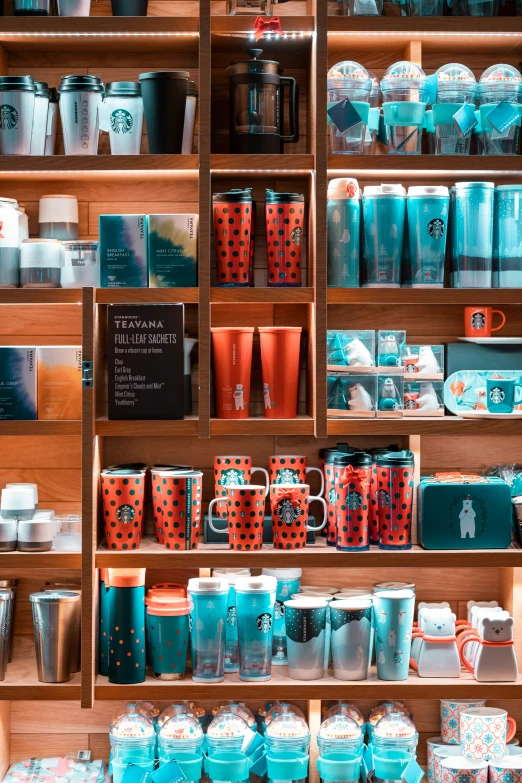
[
  {"left": 213, "top": 189, "right": 253, "bottom": 287},
  {"left": 265, "top": 189, "right": 304, "bottom": 287}
]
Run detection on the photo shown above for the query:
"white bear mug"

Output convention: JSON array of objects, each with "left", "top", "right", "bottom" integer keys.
[{"left": 460, "top": 707, "right": 517, "bottom": 760}]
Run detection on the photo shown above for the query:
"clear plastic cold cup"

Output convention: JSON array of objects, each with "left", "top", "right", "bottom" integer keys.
[
  {"left": 327, "top": 61, "right": 372, "bottom": 154},
  {"left": 434, "top": 64, "right": 478, "bottom": 155},
  {"left": 235, "top": 575, "right": 276, "bottom": 681},
  {"left": 206, "top": 712, "right": 251, "bottom": 756},
  {"left": 373, "top": 714, "right": 419, "bottom": 783},
  {"left": 364, "top": 71, "right": 381, "bottom": 154},
  {"left": 362, "top": 184, "right": 406, "bottom": 287},
  {"left": 381, "top": 61, "right": 428, "bottom": 155},
  {"left": 453, "top": 181, "right": 494, "bottom": 288},
  {"left": 317, "top": 715, "right": 364, "bottom": 756},
  {"left": 158, "top": 714, "right": 205, "bottom": 768},
  {"left": 479, "top": 64, "right": 522, "bottom": 155},
  {"left": 187, "top": 577, "right": 228, "bottom": 682},
  {"left": 405, "top": 0, "right": 443, "bottom": 15},
  {"left": 110, "top": 711, "right": 156, "bottom": 783},
  {"left": 494, "top": 185, "right": 522, "bottom": 287}
]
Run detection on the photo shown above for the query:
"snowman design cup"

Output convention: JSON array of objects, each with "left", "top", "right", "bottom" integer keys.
[
  {"left": 270, "top": 484, "right": 326, "bottom": 550},
  {"left": 440, "top": 700, "right": 486, "bottom": 745},
  {"left": 269, "top": 455, "right": 325, "bottom": 496},
  {"left": 208, "top": 485, "right": 266, "bottom": 551},
  {"left": 460, "top": 707, "right": 517, "bottom": 760}
]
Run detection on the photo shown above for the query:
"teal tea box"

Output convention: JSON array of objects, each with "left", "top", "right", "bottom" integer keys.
[
  {"left": 418, "top": 474, "right": 512, "bottom": 550},
  {"left": 148, "top": 213, "right": 198, "bottom": 288},
  {"left": 0, "top": 347, "right": 37, "bottom": 420},
  {"left": 99, "top": 214, "right": 148, "bottom": 288}
]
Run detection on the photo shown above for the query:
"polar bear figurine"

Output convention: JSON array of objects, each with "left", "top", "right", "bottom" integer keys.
[
  {"left": 416, "top": 607, "right": 460, "bottom": 678},
  {"left": 411, "top": 601, "right": 451, "bottom": 664},
  {"left": 459, "top": 497, "right": 476, "bottom": 539},
  {"left": 348, "top": 382, "right": 373, "bottom": 412},
  {"left": 263, "top": 383, "right": 271, "bottom": 409},
  {"left": 346, "top": 338, "right": 373, "bottom": 368},
  {"left": 417, "top": 346, "right": 440, "bottom": 375},
  {"left": 417, "top": 382, "right": 440, "bottom": 411},
  {"left": 474, "top": 613, "right": 518, "bottom": 682},
  {"left": 233, "top": 384, "right": 245, "bottom": 411}
]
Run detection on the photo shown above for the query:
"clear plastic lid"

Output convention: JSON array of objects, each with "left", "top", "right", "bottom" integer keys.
[
  {"left": 323, "top": 703, "right": 366, "bottom": 727},
  {"left": 159, "top": 714, "right": 203, "bottom": 742},
  {"left": 212, "top": 703, "right": 256, "bottom": 728},
  {"left": 158, "top": 703, "right": 199, "bottom": 729},
  {"left": 369, "top": 702, "right": 410, "bottom": 726},
  {"left": 264, "top": 703, "right": 306, "bottom": 727},
  {"left": 480, "top": 64, "right": 522, "bottom": 85},
  {"left": 110, "top": 701, "right": 159, "bottom": 728},
  {"left": 327, "top": 60, "right": 371, "bottom": 90},
  {"left": 207, "top": 711, "right": 250, "bottom": 739},
  {"left": 319, "top": 715, "right": 363, "bottom": 741},
  {"left": 266, "top": 713, "right": 310, "bottom": 740},
  {"left": 382, "top": 61, "right": 426, "bottom": 87},
  {"left": 373, "top": 713, "right": 418, "bottom": 739},
  {"left": 436, "top": 63, "right": 476, "bottom": 84},
  {"left": 110, "top": 712, "right": 155, "bottom": 740}
]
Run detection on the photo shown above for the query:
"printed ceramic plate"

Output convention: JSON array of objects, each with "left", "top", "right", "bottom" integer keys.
[
  {"left": 458, "top": 410, "right": 522, "bottom": 419},
  {"left": 444, "top": 369, "right": 522, "bottom": 414},
  {"left": 458, "top": 337, "right": 522, "bottom": 344}
]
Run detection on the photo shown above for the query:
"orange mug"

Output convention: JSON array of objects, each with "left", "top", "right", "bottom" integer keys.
[{"left": 464, "top": 307, "right": 506, "bottom": 337}]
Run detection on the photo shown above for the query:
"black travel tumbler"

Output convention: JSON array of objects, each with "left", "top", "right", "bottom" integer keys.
[
  {"left": 139, "top": 71, "right": 189, "bottom": 154},
  {"left": 111, "top": 0, "right": 148, "bottom": 14}
]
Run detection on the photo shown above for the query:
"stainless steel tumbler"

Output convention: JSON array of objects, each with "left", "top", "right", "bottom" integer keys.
[
  {"left": 0, "top": 579, "right": 17, "bottom": 662},
  {"left": 0, "top": 589, "right": 14, "bottom": 680},
  {"left": 43, "top": 582, "right": 81, "bottom": 673},
  {"left": 30, "top": 590, "right": 80, "bottom": 683}
]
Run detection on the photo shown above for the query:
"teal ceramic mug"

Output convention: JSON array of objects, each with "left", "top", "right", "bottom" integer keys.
[{"left": 486, "top": 378, "right": 522, "bottom": 414}]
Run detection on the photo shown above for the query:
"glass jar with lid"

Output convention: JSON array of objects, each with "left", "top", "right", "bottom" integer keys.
[{"left": 60, "top": 241, "right": 100, "bottom": 288}]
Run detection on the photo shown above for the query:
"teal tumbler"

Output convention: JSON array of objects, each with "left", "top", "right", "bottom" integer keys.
[
  {"left": 107, "top": 568, "right": 146, "bottom": 685},
  {"left": 327, "top": 178, "right": 360, "bottom": 288},
  {"left": 407, "top": 186, "right": 449, "bottom": 288},
  {"left": 235, "top": 575, "right": 276, "bottom": 681},
  {"left": 145, "top": 595, "right": 190, "bottom": 679},
  {"left": 362, "top": 185, "right": 406, "bottom": 287},
  {"left": 187, "top": 577, "right": 228, "bottom": 683}
]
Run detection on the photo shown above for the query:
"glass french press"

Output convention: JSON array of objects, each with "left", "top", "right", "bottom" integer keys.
[{"left": 227, "top": 0, "right": 288, "bottom": 15}]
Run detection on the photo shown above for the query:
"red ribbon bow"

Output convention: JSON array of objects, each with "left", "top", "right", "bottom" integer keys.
[
  {"left": 254, "top": 16, "right": 283, "bottom": 41},
  {"left": 340, "top": 465, "right": 370, "bottom": 491},
  {"left": 271, "top": 485, "right": 303, "bottom": 509}
]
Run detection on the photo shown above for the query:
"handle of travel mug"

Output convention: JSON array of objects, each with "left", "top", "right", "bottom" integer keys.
[
  {"left": 252, "top": 466, "right": 270, "bottom": 495},
  {"left": 492, "top": 309, "right": 506, "bottom": 332},
  {"left": 306, "top": 495, "right": 327, "bottom": 531},
  {"left": 507, "top": 717, "right": 517, "bottom": 743},
  {"left": 306, "top": 466, "right": 325, "bottom": 497},
  {"left": 208, "top": 498, "right": 229, "bottom": 533},
  {"left": 457, "top": 629, "right": 480, "bottom": 675},
  {"left": 280, "top": 76, "right": 299, "bottom": 144}
]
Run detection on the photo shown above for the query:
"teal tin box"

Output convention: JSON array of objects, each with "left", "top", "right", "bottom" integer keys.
[{"left": 418, "top": 473, "right": 512, "bottom": 549}]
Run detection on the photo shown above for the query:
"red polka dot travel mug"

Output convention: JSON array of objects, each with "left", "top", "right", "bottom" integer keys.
[
  {"left": 333, "top": 452, "right": 372, "bottom": 552},
  {"left": 154, "top": 470, "right": 203, "bottom": 550},
  {"left": 376, "top": 450, "right": 415, "bottom": 550},
  {"left": 213, "top": 189, "right": 253, "bottom": 286},
  {"left": 101, "top": 468, "right": 145, "bottom": 551},
  {"left": 270, "top": 483, "right": 326, "bottom": 550},
  {"left": 265, "top": 190, "right": 304, "bottom": 287}
]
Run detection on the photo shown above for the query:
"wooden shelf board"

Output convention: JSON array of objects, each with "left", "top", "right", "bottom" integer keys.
[
  {"left": 211, "top": 154, "right": 315, "bottom": 173},
  {"left": 0, "top": 637, "right": 81, "bottom": 700},
  {"left": 328, "top": 288, "right": 522, "bottom": 305},
  {"left": 0, "top": 156, "right": 199, "bottom": 177},
  {"left": 96, "top": 288, "right": 199, "bottom": 304},
  {"left": 212, "top": 16, "right": 315, "bottom": 34},
  {"left": 0, "top": 421, "right": 81, "bottom": 435},
  {"left": 211, "top": 288, "right": 314, "bottom": 303},
  {"left": 328, "top": 155, "right": 522, "bottom": 175},
  {"left": 95, "top": 667, "right": 522, "bottom": 700},
  {"left": 328, "top": 417, "right": 522, "bottom": 435},
  {"left": 210, "top": 415, "right": 315, "bottom": 435},
  {"left": 95, "top": 417, "right": 199, "bottom": 436},
  {"left": 0, "top": 551, "right": 81, "bottom": 568},
  {"left": 0, "top": 290, "right": 83, "bottom": 304},
  {"left": 96, "top": 536, "right": 521, "bottom": 568}
]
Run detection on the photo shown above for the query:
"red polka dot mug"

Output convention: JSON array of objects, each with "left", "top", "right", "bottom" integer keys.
[{"left": 270, "top": 483, "right": 326, "bottom": 550}]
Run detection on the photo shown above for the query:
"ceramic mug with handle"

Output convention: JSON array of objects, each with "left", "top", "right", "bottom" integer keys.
[
  {"left": 460, "top": 707, "right": 517, "bottom": 760},
  {"left": 269, "top": 455, "right": 325, "bottom": 496},
  {"left": 440, "top": 700, "right": 486, "bottom": 745},
  {"left": 214, "top": 456, "right": 269, "bottom": 517},
  {"left": 464, "top": 306, "right": 506, "bottom": 338},
  {"left": 270, "top": 483, "right": 326, "bottom": 550},
  {"left": 208, "top": 485, "right": 267, "bottom": 551}
]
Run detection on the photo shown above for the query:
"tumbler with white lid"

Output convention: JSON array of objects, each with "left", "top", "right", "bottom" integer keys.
[
  {"left": 362, "top": 184, "right": 406, "bottom": 287},
  {"left": 327, "top": 61, "right": 372, "bottom": 155},
  {"left": 265, "top": 712, "right": 311, "bottom": 756},
  {"left": 453, "top": 181, "right": 494, "bottom": 288},
  {"left": 381, "top": 61, "right": 428, "bottom": 155},
  {"left": 479, "top": 64, "right": 522, "bottom": 155},
  {"left": 434, "top": 64, "right": 478, "bottom": 155},
  {"left": 59, "top": 74, "right": 104, "bottom": 155},
  {"left": 212, "top": 568, "right": 251, "bottom": 674},
  {"left": 0, "top": 75, "right": 36, "bottom": 155},
  {"left": 158, "top": 713, "right": 205, "bottom": 766},
  {"left": 187, "top": 577, "right": 228, "bottom": 682},
  {"left": 39, "top": 194, "right": 79, "bottom": 241},
  {"left": 235, "top": 575, "right": 276, "bottom": 681},
  {"left": 406, "top": 185, "right": 449, "bottom": 287},
  {"left": 262, "top": 567, "right": 301, "bottom": 665}
]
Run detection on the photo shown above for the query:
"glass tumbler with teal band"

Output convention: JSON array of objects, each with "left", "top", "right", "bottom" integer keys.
[
  {"left": 381, "top": 61, "right": 428, "bottom": 155},
  {"left": 433, "top": 64, "right": 477, "bottom": 156},
  {"left": 328, "top": 61, "right": 372, "bottom": 154},
  {"left": 318, "top": 714, "right": 364, "bottom": 757},
  {"left": 213, "top": 568, "right": 251, "bottom": 674},
  {"left": 187, "top": 577, "right": 229, "bottom": 682},
  {"left": 107, "top": 568, "right": 146, "bottom": 685},
  {"left": 373, "top": 714, "right": 419, "bottom": 783},
  {"left": 266, "top": 713, "right": 311, "bottom": 756},
  {"left": 262, "top": 567, "right": 302, "bottom": 665},
  {"left": 145, "top": 594, "right": 191, "bottom": 679},
  {"left": 206, "top": 712, "right": 251, "bottom": 756},
  {"left": 235, "top": 574, "right": 276, "bottom": 681},
  {"left": 110, "top": 711, "right": 156, "bottom": 783},
  {"left": 479, "top": 64, "right": 522, "bottom": 155},
  {"left": 158, "top": 714, "right": 205, "bottom": 770}
]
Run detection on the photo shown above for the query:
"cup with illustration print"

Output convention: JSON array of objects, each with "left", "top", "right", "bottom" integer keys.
[
  {"left": 270, "top": 483, "right": 326, "bottom": 550},
  {"left": 214, "top": 455, "right": 269, "bottom": 518},
  {"left": 208, "top": 485, "right": 267, "bottom": 551}
]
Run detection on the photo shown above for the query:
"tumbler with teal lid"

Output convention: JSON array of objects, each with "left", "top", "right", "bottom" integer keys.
[
  {"left": 187, "top": 577, "right": 228, "bottom": 682},
  {"left": 328, "top": 62, "right": 372, "bottom": 154},
  {"left": 381, "top": 61, "right": 428, "bottom": 155},
  {"left": 213, "top": 568, "right": 251, "bottom": 673},
  {"left": 407, "top": 186, "right": 449, "bottom": 287},
  {"left": 110, "top": 710, "right": 156, "bottom": 783},
  {"left": 362, "top": 184, "right": 406, "bottom": 287},
  {"left": 479, "top": 64, "right": 522, "bottom": 155},
  {"left": 206, "top": 711, "right": 251, "bottom": 756},
  {"left": 266, "top": 712, "right": 311, "bottom": 756},
  {"left": 373, "top": 714, "right": 418, "bottom": 783},
  {"left": 327, "top": 178, "right": 360, "bottom": 287},
  {"left": 365, "top": 72, "right": 381, "bottom": 155},
  {"left": 262, "top": 567, "right": 302, "bottom": 665},
  {"left": 158, "top": 714, "right": 205, "bottom": 771},
  {"left": 495, "top": 185, "right": 522, "bottom": 287},
  {"left": 453, "top": 181, "right": 494, "bottom": 288},
  {"left": 107, "top": 568, "right": 146, "bottom": 684},
  {"left": 434, "top": 64, "right": 478, "bottom": 155},
  {"left": 235, "top": 574, "right": 276, "bottom": 681},
  {"left": 145, "top": 594, "right": 191, "bottom": 679}
]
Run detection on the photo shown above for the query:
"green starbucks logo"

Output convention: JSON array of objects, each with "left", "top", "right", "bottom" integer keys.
[
  {"left": 275, "top": 467, "right": 300, "bottom": 485},
  {"left": 116, "top": 504, "right": 135, "bottom": 524},
  {"left": 0, "top": 105, "right": 18, "bottom": 131},
  {"left": 219, "top": 468, "right": 246, "bottom": 488},
  {"left": 110, "top": 108, "right": 133, "bottom": 135},
  {"left": 347, "top": 490, "right": 363, "bottom": 510}
]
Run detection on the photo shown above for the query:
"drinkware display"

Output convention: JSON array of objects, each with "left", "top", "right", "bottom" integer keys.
[
  {"left": 479, "top": 65, "right": 522, "bottom": 155},
  {"left": 259, "top": 326, "right": 302, "bottom": 419},
  {"left": 334, "top": 452, "right": 372, "bottom": 552},
  {"left": 212, "top": 568, "right": 251, "bottom": 673},
  {"left": 206, "top": 711, "right": 250, "bottom": 756},
  {"left": 265, "top": 190, "right": 304, "bottom": 286},
  {"left": 30, "top": 590, "right": 80, "bottom": 683},
  {"left": 112, "top": 0, "right": 149, "bottom": 13},
  {"left": 327, "top": 178, "right": 360, "bottom": 288},
  {"left": 145, "top": 595, "right": 191, "bottom": 679},
  {"left": 234, "top": 575, "right": 276, "bottom": 681},
  {"left": 270, "top": 483, "right": 327, "bottom": 550},
  {"left": 372, "top": 714, "right": 419, "bottom": 782},
  {"left": 57, "top": 0, "right": 91, "bottom": 15},
  {"left": 39, "top": 195, "right": 79, "bottom": 241},
  {"left": 261, "top": 567, "right": 301, "bottom": 665},
  {"left": 107, "top": 568, "right": 146, "bottom": 684},
  {"left": 59, "top": 75, "right": 104, "bottom": 155},
  {"left": 373, "top": 589, "right": 415, "bottom": 680},
  {"left": 182, "top": 80, "right": 198, "bottom": 154},
  {"left": 284, "top": 597, "right": 327, "bottom": 679},
  {"left": 362, "top": 185, "right": 406, "bottom": 287},
  {"left": 434, "top": 64, "right": 478, "bottom": 156},
  {"left": 208, "top": 485, "right": 267, "bottom": 550},
  {"left": 104, "top": 82, "right": 144, "bottom": 156},
  {"left": 213, "top": 190, "right": 253, "bottom": 286},
  {"left": 0, "top": 76, "right": 36, "bottom": 156},
  {"left": 227, "top": 49, "right": 299, "bottom": 154},
  {"left": 406, "top": 186, "right": 449, "bottom": 287},
  {"left": 100, "top": 468, "right": 145, "bottom": 551},
  {"left": 30, "top": 81, "right": 50, "bottom": 156},
  {"left": 495, "top": 185, "right": 522, "bottom": 287},
  {"left": 45, "top": 88, "right": 59, "bottom": 155},
  {"left": 0, "top": 198, "right": 22, "bottom": 288},
  {"left": 109, "top": 711, "right": 156, "bottom": 783},
  {"left": 213, "top": 456, "right": 269, "bottom": 518},
  {"left": 327, "top": 61, "right": 372, "bottom": 154},
  {"left": 14, "top": 0, "right": 49, "bottom": 13},
  {"left": 20, "top": 239, "right": 61, "bottom": 288},
  {"left": 211, "top": 327, "right": 254, "bottom": 419},
  {"left": 60, "top": 241, "right": 100, "bottom": 288},
  {"left": 330, "top": 599, "right": 372, "bottom": 680},
  {"left": 139, "top": 71, "right": 188, "bottom": 154},
  {"left": 375, "top": 450, "right": 414, "bottom": 549},
  {"left": 0, "top": 589, "right": 13, "bottom": 680},
  {"left": 158, "top": 714, "right": 204, "bottom": 766},
  {"left": 381, "top": 61, "right": 428, "bottom": 155},
  {"left": 453, "top": 182, "right": 494, "bottom": 288},
  {"left": 187, "top": 577, "right": 228, "bottom": 682},
  {"left": 265, "top": 712, "right": 311, "bottom": 756}
]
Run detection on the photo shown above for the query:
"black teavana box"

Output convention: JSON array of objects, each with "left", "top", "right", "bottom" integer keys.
[{"left": 107, "top": 304, "right": 184, "bottom": 420}]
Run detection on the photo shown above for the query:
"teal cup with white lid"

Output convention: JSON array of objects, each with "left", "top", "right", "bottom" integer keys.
[
  {"left": 109, "top": 711, "right": 156, "bottom": 783},
  {"left": 362, "top": 184, "right": 406, "bottom": 287},
  {"left": 262, "top": 567, "right": 301, "bottom": 665},
  {"left": 434, "top": 64, "right": 478, "bottom": 155},
  {"left": 407, "top": 185, "right": 449, "bottom": 288},
  {"left": 327, "top": 61, "right": 372, "bottom": 154}
]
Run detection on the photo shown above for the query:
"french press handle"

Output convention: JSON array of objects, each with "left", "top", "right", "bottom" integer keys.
[{"left": 280, "top": 75, "right": 299, "bottom": 144}]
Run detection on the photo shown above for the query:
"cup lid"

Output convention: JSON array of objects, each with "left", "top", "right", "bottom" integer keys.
[
  {"left": 59, "top": 75, "right": 104, "bottom": 93},
  {"left": 375, "top": 449, "right": 414, "bottom": 467},
  {"left": 327, "top": 60, "right": 371, "bottom": 90},
  {"left": 235, "top": 576, "right": 277, "bottom": 593},
  {"left": 139, "top": 71, "right": 189, "bottom": 81},
  {"left": 455, "top": 181, "right": 495, "bottom": 190},
  {"left": 158, "top": 703, "right": 199, "bottom": 728},
  {"left": 267, "top": 712, "right": 310, "bottom": 740},
  {"left": 208, "top": 712, "right": 250, "bottom": 738},
  {"left": 108, "top": 568, "right": 146, "bottom": 588},
  {"left": 328, "top": 178, "right": 360, "bottom": 200},
  {"left": 480, "top": 63, "right": 522, "bottom": 85},
  {"left": 319, "top": 714, "right": 363, "bottom": 741},
  {"left": 105, "top": 81, "right": 141, "bottom": 97},
  {"left": 333, "top": 451, "right": 372, "bottom": 468},
  {"left": 159, "top": 713, "right": 203, "bottom": 741},
  {"left": 323, "top": 703, "right": 366, "bottom": 726},
  {"left": 374, "top": 582, "right": 415, "bottom": 591},
  {"left": 30, "top": 590, "right": 79, "bottom": 603},
  {"left": 34, "top": 81, "right": 51, "bottom": 99},
  {"left": 111, "top": 712, "right": 155, "bottom": 740},
  {"left": 258, "top": 326, "right": 302, "bottom": 332},
  {"left": 213, "top": 703, "right": 256, "bottom": 727},
  {"left": 0, "top": 75, "right": 35, "bottom": 92},
  {"left": 212, "top": 190, "right": 252, "bottom": 203},
  {"left": 188, "top": 80, "right": 198, "bottom": 97},
  {"left": 497, "top": 185, "right": 522, "bottom": 193},
  {"left": 188, "top": 577, "right": 228, "bottom": 594},
  {"left": 374, "top": 589, "right": 415, "bottom": 599},
  {"left": 369, "top": 702, "right": 410, "bottom": 725},
  {"left": 436, "top": 63, "right": 477, "bottom": 85},
  {"left": 284, "top": 597, "right": 328, "bottom": 608},
  {"left": 382, "top": 60, "right": 426, "bottom": 84},
  {"left": 374, "top": 713, "right": 417, "bottom": 739},
  {"left": 363, "top": 184, "right": 406, "bottom": 197},
  {"left": 408, "top": 186, "right": 449, "bottom": 197},
  {"left": 265, "top": 189, "right": 304, "bottom": 204},
  {"left": 332, "top": 599, "right": 372, "bottom": 610},
  {"left": 262, "top": 568, "right": 302, "bottom": 580}
]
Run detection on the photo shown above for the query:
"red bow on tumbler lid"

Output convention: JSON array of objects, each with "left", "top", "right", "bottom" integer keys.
[
  {"left": 254, "top": 16, "right": 283, "bottom": 41},
  {"left": 341, "top": 465, "right": 370, "bottom": 491},
  {"left": 271, "top": 485, "right": 303, "bottom": 509}
]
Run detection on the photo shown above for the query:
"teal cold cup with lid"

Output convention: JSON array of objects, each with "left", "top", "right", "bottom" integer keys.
[
  {"left": 109, "top": 711, "right": 156, "bottom": 783},
  {"left": 261, "top": 567, "right": 302, "bottom": 665},
  {"left": 187, "top": 577, "right": 228, "bottom": 682},
  {"left": 362, "top": 184, "right": 406, "bottom": 287},
  {"left": 495, "top": 185, "right": 522, "bottom": 287},
  {"left": 433, "top": 64, "right": 478, "bottom": 155},
  {"left": 206, "top": 711, "right": 251, "bottom": 756},
  {"left": 158, "top": 713, "right": 205, "bottom": 771},
  {"left": 479, "top": 64, "right": 522, "bottom": 155},
  {"left": 381, "top": 61, "right": 428, "bottom": 155},
  {"left": 266, "top": 712, "right": 311, "bottom": 756},
  {"left": 213, "top": 568, "right": 251, "bottom": 674},
  {"left": 327, "top": 178, "right": 360, "bottom": 288},
  {"left": 327, "top": 61, "right": 372, "bottom": 155},
  {"left": 407, "top": 186, "right": 449, "bottom": 287},
  {"left": 372, "top": 713, "right": 419, "bottom": 783},
  {"left": 453, "top": 181, "right": 494, "bottom": 288},
  {"left": 235, "top": 574, "right": 276, "bottom": 681}
]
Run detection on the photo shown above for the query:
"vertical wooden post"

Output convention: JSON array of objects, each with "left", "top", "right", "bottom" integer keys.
[
  {"left": 0, "top": 44, "right": 9, "bottom": 76},
  {"left": 500, "top": 567, "right": 522, "bottom": 662},
  {"left": 308, "top": 700, "right": 322, "bottom": 783},
  {"left": 403, "top": 41, "right": 422, "bottom": 67},
  {"left": 408, "top": 434, "right": 421, "bottom": 545}
]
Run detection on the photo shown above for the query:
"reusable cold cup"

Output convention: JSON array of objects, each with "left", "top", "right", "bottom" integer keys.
[
  {"left": 110, "top": 712, "right": 156, "bottom": 783},
  {"left": 101, "top": 468, "right": 145, "bottom": 550},
  {"left": 213, "top": 190, "right": 253, "bottom": 286},
  {"left": 265, "top": 190, "right": 304, "bottom": 286},
  {"left": 284, "top": 598, "right": 327, "bottom": 679},
  {"left": 158, "top": 714, "right": 204, "bottom": 767},
  {"left": 14, "top": 0, "right": 49, "bottom": 13},
  {"left": 373, "top": 589, "right": 415, "bottom": 680},
  {"left": 182, "top": 80, "right": 198, "bottom": 154},
  {"left": 211, "top": 327, "right": 254, "bottom": 419},
  {"left": 407, "top": 186, "right": 449, "bottom": 288},
  {"left": 155, "top": 469, "right": 203, "bottom": 550},
  {"left": 327, "top": 178, "right": 360, "bottom": 288},
  {"left": 434, "top": 64, "right": 478, "bottom": 156},
  {"left": 107, "top": 568, "right": 146, "bottom": 684},
  {"left": 453, "top": 182, "right": 494, "bottom": 288},
  {"left": 213, "top": 455, "right": 269, "bottom": 518},
  {"left": 59, "top": 75, "right": 104, "bottom": 155},
  {"left": 259, "top": 326, "right": 302, "bottom": 418},
  {"left": 373, "top": 714, "right": 419, "bottom": 781},
  {"left": 479, "top": 65, "right": 522, "bottom": 155},
  {"left": 103, "top": 82, "right": 144, "bottom": 155},
  {"left": 317, "top": 714, "right": 364, "bottom": 771},
  {"left": 187, "top": 577, "right": 228, "bottom": 682},
  {"left": 362, "top": 184, "right": 406, "bottom": 287},
  {"left": 330, "top": 599, "right": 372, "bottom": 680},
  {"left": 375, "top": 450, "right": 415, "bottom": 550},
  {"left": 145, "top": 595, "right": 191, "bottom": 679},
  {"left": 333, "top": 452, "right": 372, "bottom": 552},
  {"left": 262, "top": 567, "right": 302, "bottom": 665},
  {"left": 57, "top": 0, "right": 91, "bottom": 13},
  {"left": 30, "top": 590, "right": 80, "bottom": 683},
  {"left": 30, "top": 81, "right": 50, "bottom": 156},
  {"left": 381, "top": 61, "right": 428, "bottom": 155},
  {"left": 140, "top": 71, "right": 188, "bottom": 153},
  {"left": 213, "top": 568, "right": 251, "bottom": 673},
  {"left": 495, "top": 185, "right": 522, "bottom": 287},
  {"left": 0, "top": 76, "right": 36, "bottom": 155},
  {"left": 208, "top": 485, "right": 267, "bottom": 551},
  {"left": 234, "top": 575, "right": 276, "bottom": 681},
  {"left": 327, "top": 61, "right": 372, "bottom": 155},
  {"left": 270, "top": 483, "right": 327, "bottom": 550},
  {"left": 112, "top": 0, "right": 148, "bottom": 13},
  {"left": 206, "top": 712, "right": 250, "bottom": 756}
]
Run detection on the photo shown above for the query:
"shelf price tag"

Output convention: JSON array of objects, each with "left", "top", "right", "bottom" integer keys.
[
  {"left": 486, "top": 100, "right": 520, "bottom": 135},
  {"left": 402, "top": 758, "right": 425, "bottom": 783},
  {"left": 454, "top": 103, "right": 477, "bottom": 137},
  {"left": 327, "top": 99, "right": 363, "bottom": 134}
]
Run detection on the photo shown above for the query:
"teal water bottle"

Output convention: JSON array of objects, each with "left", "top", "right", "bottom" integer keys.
[
  {"left": 108, "top": 568, "right": 146, "bottom": 684},
  {"left": 327, "top": 178, "right": 360, "bottom": 287}
]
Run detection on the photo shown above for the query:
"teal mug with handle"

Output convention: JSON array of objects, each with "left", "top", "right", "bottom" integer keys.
[{"left": 486, "top": 378, "right": 522, "bottom": 414}]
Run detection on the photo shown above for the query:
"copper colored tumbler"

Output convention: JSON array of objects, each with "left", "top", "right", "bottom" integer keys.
[
  {"left": 211, "top": 327, "right": 254, "bottom": 419},
  {"left": 259, "top": 326, "right": 302, "bottom": 419}
]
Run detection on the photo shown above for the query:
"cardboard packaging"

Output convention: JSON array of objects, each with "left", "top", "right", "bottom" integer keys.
[
  {"left": 0, "top": 347, "right": 37, "bottom": 420},
  {"left": 148, "top": 213, "right": 198, "bottom": 288},
  {"left": 37, "top": 346, "right": 82, "bottom": 420},
  {"left": 107, "top": 304, "right": 184, "bottom": 420},
  {"left": 99, "top": 214, "right": 148, "bottom": 288}
]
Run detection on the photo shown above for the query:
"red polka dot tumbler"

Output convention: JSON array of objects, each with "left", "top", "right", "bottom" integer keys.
[
  {"left": 376, "top": 450, "right": 415, "bottom": 550},
  {"left": 213, "top": 189, "right": 253, "bottom": 286},
  {"left": 333, "top": 452, "right": 372, "bottom": 552},
  {"left": 101, "top": 468, "right": 145, "bottom": 551},
  {"left": 265, "top": 190, "right": 304, "bottom": 287}
]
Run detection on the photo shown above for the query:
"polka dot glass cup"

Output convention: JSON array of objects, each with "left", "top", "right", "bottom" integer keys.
[
  {"left": 208, "top": 485, "right": 267, "bottom": 550},
  {"left": 101, "top": 469, "right": 145, "bottom": 551}
]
